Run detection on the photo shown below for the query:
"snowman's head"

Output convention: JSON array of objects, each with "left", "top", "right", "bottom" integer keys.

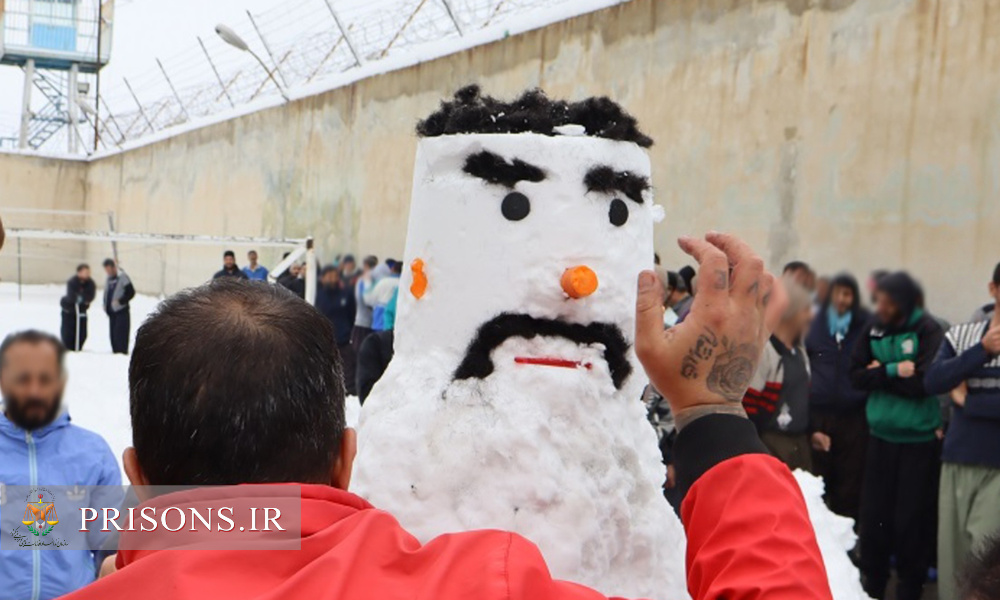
[{"left": 394, "top": 87, "right": 658, "bottom": 395}]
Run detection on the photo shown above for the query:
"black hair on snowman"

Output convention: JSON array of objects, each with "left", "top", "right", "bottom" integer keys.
[{"left": 416, "top": 85, "right": 654, "bottom": 148}]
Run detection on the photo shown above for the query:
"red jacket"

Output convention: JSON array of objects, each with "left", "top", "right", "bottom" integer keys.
[{"left": 63, "top": 417, "right": 832, "bottom": 600}]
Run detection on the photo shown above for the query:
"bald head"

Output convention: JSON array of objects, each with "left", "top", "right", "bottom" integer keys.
[{"left": 129, "top": 278, "right": 346, "bottom": 485}]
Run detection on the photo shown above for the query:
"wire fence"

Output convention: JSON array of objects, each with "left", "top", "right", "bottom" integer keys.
[{"left": 1, "top": 0, "right": 597, "bottom": 154}]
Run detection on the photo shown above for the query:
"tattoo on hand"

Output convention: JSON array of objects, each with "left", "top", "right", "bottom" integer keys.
[
  {"left": 680, "top": 329, "right": 719, "bottom": 380},
  {"left": 713, "top": 269, "right": 728, "bottom": 290},
  {"left": 706, "top": 336, "right": 757, "bottom": 402}
]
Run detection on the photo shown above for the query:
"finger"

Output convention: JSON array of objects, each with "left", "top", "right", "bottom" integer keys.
[
  {"left": 762, "top": 274, "right": 787, "bottom": 340},
  {"left": 705, "top": 232, "right": 764, "bottom": 299},
  {"left": 677, "top": 236, "right": 730, "bottom": 308},
  {"left": 634, "top": 270, "right": 668, "bottom": 365}
]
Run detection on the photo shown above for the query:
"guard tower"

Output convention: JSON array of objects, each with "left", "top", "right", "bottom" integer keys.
[{"left": 0, "top": 0, "right": 113, "bottom": 152}]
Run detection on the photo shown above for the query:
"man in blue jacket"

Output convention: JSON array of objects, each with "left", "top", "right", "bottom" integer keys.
[
  {"left": 0, "top": 330, "right": 121, "bottom": 600},
  {"left": 805, "top": 272, "right": 870, "bottom": 521},
  {"left": 925, "top": 261, "right": 1000, "bottom": 600}
]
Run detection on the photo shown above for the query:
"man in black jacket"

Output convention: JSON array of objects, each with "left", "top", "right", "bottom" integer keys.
[
  {"left": 104, "top": 259, "right": 136, "bottom": 355},
  {"left": 213, "top": 250, "right": 248, "bottom": 280},
  {"left": 316, "top": 266, "right": 357, "bottom": 395},
  {"left": 805, "top": 272, "right": 870, "bottom": 521},
  {"left": 60, "top": 264, "right": 97, "bottom": 351}
]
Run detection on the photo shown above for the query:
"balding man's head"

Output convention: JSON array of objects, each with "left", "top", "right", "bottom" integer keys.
[{"left": 126, "top": 278, "right": 351, "bottom": 487}]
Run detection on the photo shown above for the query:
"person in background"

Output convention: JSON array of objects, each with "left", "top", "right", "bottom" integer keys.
[
  {"left": 351, "top": 255, "right": 379, "bottom": 355},
  {"left": 741, "top": 281, "right": 814, "bottom": 471},
  {"left": 63, "top": 234, "right": 836, "bottom": 600},
  {"left": 357, "top": 321, "right": 395, "bottom": 404},
  {"left": 316, "top": 266, "right": 358, "bottom": 396},
  {"left": 60, "top": 264, "right": 97, "bottom": 352},
  {"left": 214, "top": 250, "right": 248, "bottom": 280},
  {"left": 814, "top": 275, "right": 831, "bottom": 310},
  {"left": 867, "top": 269, "right": 890, "bottom": 305},
  {"left": 783, "top": 261, "right": 812, "bottom": 289},
  {"left": 365, "top": 260, "right": 401, "bottom": 332},
  {"left": 339, "top": 254, "right": 358, "bottom": 286},
  {"left": 242, "top": 250, "right": 268, "bottom": 281},
  {"left": 805, "top": 273, "right": 870, "bottom": 521},
  {"left": 0, "top": 330, "right": 121, "bottom": 599},
  {"left": 851, "top": 271, "right": 944, "bottom": 600},
  {"left": 103, "top": 258, "right": 134, "bottom": 355},
  {"left": 665, "top": 271, "right": 694, "bottom": 323},
  {"left": 678, "top": 264, "right": 696, "bottom": 298},
  {"left": 0, "top": 214, "right": 4, "bottom": 252},
  {"left": 925, "top": 261, "right": 1000, "bottom": 600},
  {"left": 969, "top": 264, "right": 999, "bottom": 323}
]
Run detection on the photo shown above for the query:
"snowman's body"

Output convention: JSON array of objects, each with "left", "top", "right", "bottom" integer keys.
[{"left": 354, "top": 132, "right": 688, "bottom": 599}]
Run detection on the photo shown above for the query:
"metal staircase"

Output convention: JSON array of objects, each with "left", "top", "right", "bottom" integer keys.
[{"left": 23, "top": 68, "right": 72, "bottom": 150}]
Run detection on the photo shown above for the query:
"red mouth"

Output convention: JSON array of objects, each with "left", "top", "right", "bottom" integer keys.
[{"left": 514, "top": 357, "right": 593, "bottom": 370}]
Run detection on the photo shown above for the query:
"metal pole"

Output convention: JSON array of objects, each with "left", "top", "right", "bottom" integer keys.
[
  {"left": 322, "top": 0, "right": 363, "bottom": 66},
  {"left": 94, "top": 0, "right": 104, "bottom": 152},
  {"left": 246, "top": 10, "right": 289, "bottom": 88},
  {"left": 68, "top": 63, "right": 80, "bottom": 153},
  {"left": 156, "top": 58, "right": 190, "bottom": 120},
  {"left": 305, "top": 238, "right": 317, "bottom": 307},
  {"left": 123, "top": 77, "right": 155, "bottom": 132},
  {"left": 17, "top": 237, "right": 22, "bottom": 302},
  {"left": 107, "top": 211, "right": 119, "bottom": 264},
  {"left": 248, "top": 49, "right": 289, "bottom": 101},
  {"left": 19, "top": 59, "right": 34, "bottom": 149},
  {"left": 440, "top": 0, "right": 464, "bottom": 35},
  {"left": 198, "top": 36, "right": 235, "bottom": 108}
]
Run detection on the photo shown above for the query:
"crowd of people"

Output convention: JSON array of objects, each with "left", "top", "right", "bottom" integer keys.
[
  {"left": 1, "top": 209, "right": 998, "bottom": 600},
  {"left": 649, "top": 258, "right": 1000, "bottom": 600},
  {"left": 206, "top": 248, "right": 405, "bottom": 398}
]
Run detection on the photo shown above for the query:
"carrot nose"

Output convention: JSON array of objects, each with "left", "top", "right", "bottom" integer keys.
[{"left": 561, "top": 266, "right": 599, "bottom": 299}]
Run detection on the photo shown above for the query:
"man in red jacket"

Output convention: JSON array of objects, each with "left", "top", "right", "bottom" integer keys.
[{"left": 65, "top": 232, "right": 832, "bottom": 600}]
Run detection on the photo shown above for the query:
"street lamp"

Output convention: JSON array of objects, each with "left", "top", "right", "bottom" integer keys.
[{"left": 215, "top": 24, "right": 290, "bottom": 102}]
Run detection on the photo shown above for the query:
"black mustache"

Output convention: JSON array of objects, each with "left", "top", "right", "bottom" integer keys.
[{"left": 453, "top": 313, "right": 632, "bottom": 389}]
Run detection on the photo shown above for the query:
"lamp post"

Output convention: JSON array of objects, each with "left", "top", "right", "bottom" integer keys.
[{"left": 214, "top": 24, "right": 290, "bottom": 102}]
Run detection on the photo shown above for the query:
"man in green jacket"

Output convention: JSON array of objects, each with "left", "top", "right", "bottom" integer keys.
[{"left": 851, "top": 271, "right": 944, "bottom": 600}]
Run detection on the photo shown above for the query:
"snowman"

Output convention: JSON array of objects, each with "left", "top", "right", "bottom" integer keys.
[
  {"left": 353, "top": 87, "right": 688, "bottom": 599},
  {"left": 353, "top": 87, "right": 870, "bottom": 600}
]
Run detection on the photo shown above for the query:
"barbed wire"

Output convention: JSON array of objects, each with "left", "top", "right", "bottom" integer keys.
[{"left": 2, "top": 0, "right": 604, "bottom": 153}]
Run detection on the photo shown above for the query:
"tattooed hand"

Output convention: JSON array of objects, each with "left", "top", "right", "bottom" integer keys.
[{"left": 634, "top": 232, "right": 787, "bottom": 430}]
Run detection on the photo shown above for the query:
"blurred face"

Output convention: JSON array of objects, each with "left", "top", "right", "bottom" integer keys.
[
  {"left": 1, "top": 341, "right": 64, "bottom": 431},
  {"left": 990, "top": 281, "right": 999, "bottom": 305},
  {"left": 342, "top": 260, "right": 355, "bottom": 274},
  {"left": 248, "top": 251, "right": 258, "bottom": 265},
  {"left": 224, "top": 255, "right": 236, "bottom": 269},
  {"left": 830, "top": 284, "right": 854, "bottom": 316},
  {"left": 322, "top": 270, "right": 340, "bottom": 286},
  {"left": 291, "top": 264, "right": 302, "bottom": 277},
  {"left": 104, "top": 264, "right": 117, "bottom": 277},
  {"left": 874, "top": 290, "right": 901, "bottom": 326},
  {"left": 792, "top": 303, "right": 813, "bottom": 337},
  {"left": 77, "top": 267, "right": 91, "bottom": 281}
]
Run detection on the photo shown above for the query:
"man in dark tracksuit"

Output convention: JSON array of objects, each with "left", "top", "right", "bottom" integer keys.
[
  {"left": 103, "top": 259, "right": 135, "bottom": 355},
  {"left": 851, "top": 272, "right": 944, "bottom": 600},
  {"left": 805, "top": 272, "right": 870, "bottom": 521},
  {"left": 60, "top": 264, "right": 97, "bottom": 351}
]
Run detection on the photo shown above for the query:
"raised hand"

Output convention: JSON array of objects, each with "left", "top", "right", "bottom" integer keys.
[{"left": 634, "top": 232, "right": 787, "bottom": 430}]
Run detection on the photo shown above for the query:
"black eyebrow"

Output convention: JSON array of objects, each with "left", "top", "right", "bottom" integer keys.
[
  {"left": 584, "top": 166, "right": 649, "bottom": 204},
  {"left": 463, "top": 151, "right": 546, "bottom": 188}
]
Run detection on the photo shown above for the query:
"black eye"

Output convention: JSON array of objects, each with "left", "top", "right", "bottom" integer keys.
[
  {"left": 502, "top": 192, "right": 531, "bottom": 221},
  {"left": 609, "top": 198, "right": 628, "bottom": 226}
]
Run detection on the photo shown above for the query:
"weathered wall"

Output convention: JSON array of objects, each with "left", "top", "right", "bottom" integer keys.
[
  {"left": 5, "top": 0, "right": 1000, "bottom": 321},
  {"left": 0, "top": 153, "right": 88, "bottom": 286}
]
